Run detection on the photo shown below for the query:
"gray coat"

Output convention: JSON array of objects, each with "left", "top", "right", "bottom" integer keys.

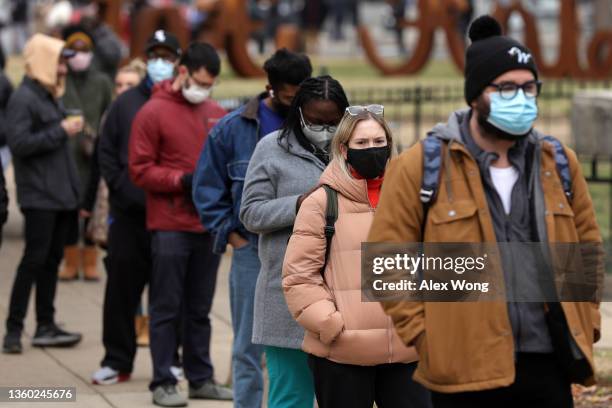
[{"left": 240, "top": 130, "right": 326, "bottom": 349}]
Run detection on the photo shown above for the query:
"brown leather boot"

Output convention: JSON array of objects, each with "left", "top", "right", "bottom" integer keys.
[
  {"left": 82, "top": 246, "right": 100, "bottom": 281},
  {"left": 58, "top": 246, "right": 80, "bottom": 281},
  {"left": 136, "top": 315, "right": 149, "bottom": 347}
]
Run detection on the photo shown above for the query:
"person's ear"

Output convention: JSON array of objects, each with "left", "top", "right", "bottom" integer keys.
[
  {"left": 266, "top": 84, "right": 274, "bottom": 98},
  {"left": 340, "top": 143, "right": 348, "bottom": 160}
]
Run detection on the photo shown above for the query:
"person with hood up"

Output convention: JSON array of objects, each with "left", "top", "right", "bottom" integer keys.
[
  {"left": 59, "top": 24, "right": 113, "bottom": 282},
  {"left": 2, "top": 33, "right": 83, "bottom": 354},
  {"left": 283, "top": 105, "right": 432, "bottom": 408},
  {"left": 129, "top": 42, "right": 231, "bottom": 407}
]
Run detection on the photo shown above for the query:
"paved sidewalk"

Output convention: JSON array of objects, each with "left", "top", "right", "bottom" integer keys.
[{"left": 0, "top": 236, "right": 234, "bottom": 408}]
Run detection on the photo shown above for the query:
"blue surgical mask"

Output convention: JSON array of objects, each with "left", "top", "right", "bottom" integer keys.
[
  {"left": 146, "top": 58, "right": 174, "bottom": 83},
  {"left": 487, "top": 90, "right": 538, "bottom": 136}
]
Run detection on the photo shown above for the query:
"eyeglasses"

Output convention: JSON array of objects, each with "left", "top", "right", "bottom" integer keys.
[
  {"left": 299, "top": 108, "right": 338, "bottom": 133},
  {"left": 345, "top": 104, "right": 384, "bottom": 117},
  {"left": 488, "top": 80, "right": 542, "bottom": 100}
]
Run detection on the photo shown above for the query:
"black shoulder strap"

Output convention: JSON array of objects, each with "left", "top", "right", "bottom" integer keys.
[
  {"left": 541, "top": 135, "right": 573, "bottom": 203},
  {"left": 321, "top": 184, "right": 338, "bottom": 276}
]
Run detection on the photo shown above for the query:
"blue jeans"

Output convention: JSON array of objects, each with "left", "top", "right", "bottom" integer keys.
[
  {"left": 230, "top": 243, "right": 264, "bottom": 407},
  {"left": 149, "top": 231, "right": 220, "bottom": 390},
  {"left": 265, "top": 346, "right": 315, "bottom": 408}
]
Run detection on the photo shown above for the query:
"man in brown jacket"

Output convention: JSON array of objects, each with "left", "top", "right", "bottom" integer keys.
[{"left": 368, "top": 15, "right": 602, "bottom": 408}]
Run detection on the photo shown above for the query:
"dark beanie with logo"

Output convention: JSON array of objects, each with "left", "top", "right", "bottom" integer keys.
[{"left": 464, "top": 15, "right": 539, "bottom": 105}]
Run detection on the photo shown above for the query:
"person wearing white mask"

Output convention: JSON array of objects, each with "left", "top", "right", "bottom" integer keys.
[
  {"left": 240, "top": 76, "right": 348, "bottom": 408},
  {"left": 59, "top": 25, "right": 113, "bottom": 282},
  {"left": 129, "top": 42, "right": 231, "bottom": 407}
]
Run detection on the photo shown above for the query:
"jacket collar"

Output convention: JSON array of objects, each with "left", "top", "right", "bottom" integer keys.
[
  {"left": 23, "top": 76, "right": 55, "bottom": 101},
  {"left": 138, "top": 76, "right": 153, "bottom": 99},
  {"left": 459, "top": 111, "right": 529, "bottom": 176},
  {"left": 319, "top": 159, "right": 369, "bottom": 205},
  {"left": 275, "top": 129, "right": 327, "bottom": 170},
  {"left": 240, "top": 92, "right": 268, "bottom": 121}
]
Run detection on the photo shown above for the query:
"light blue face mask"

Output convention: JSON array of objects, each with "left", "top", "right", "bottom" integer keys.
[
  {"left": 146, "top": 58, "right": 174, "bottom": 83},
  {"left": 487, "top": 89, "right": 538, "bottom": 136}
]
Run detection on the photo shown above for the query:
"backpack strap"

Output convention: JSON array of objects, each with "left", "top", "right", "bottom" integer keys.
[
  {"left": 541, "top": 135, "right": 573, "bottom": 203},
  {"left": 321, "top": 185, "right": 338, "bottom": 276},
  {"left": 420, "top": 135, "right": 443, "bottom": 206}
]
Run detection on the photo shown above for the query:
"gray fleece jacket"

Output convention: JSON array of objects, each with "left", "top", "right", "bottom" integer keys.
[{"left": 240, "top": 129, "right": 326, "bottom": 348}]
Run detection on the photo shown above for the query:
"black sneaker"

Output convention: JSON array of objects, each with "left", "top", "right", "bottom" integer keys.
[
  {"left": 2, "top": 332, "right": 22, "bottom": 354},
  {"left": 31, "top": 324, "right": 82, "bottom": 348}
]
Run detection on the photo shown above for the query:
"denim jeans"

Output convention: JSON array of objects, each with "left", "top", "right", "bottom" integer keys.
[
  {"left": 149, "top": 231, "right": 220, "bottom": 390},
  {"left": 230, "top": 243, "right": 264, "bottom": 407}
]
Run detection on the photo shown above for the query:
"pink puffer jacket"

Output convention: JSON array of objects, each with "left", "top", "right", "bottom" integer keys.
[{"left": 282, "top": 158, "right": 418, "bottom": 366}]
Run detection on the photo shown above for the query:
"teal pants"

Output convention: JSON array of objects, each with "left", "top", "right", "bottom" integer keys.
[{"left": 265, "top": 346, "right": 315, "bottom": 408}]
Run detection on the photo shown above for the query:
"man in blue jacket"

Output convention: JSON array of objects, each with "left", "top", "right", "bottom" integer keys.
[{"left": 192, "top": 49, "right": 311, "bottom": 408}]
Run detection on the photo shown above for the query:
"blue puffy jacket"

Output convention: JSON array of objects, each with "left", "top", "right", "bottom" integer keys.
[{"left": 193, "top": 93, "right": 267, "bottom": 254}]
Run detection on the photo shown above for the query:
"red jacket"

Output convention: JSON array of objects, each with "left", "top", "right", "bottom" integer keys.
[{"left": 128, "top": 80, "right": 227, "bottom": 232}]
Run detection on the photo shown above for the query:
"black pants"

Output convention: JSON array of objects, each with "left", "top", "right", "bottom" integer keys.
[
  {"left": 149, "top": 231, "right": 220, "bottom": 390},
  {"left": 66, "top": 215, "right": 94, "bottom": 246},
  {"left": 101, "top": 213, "right": 151, "bottom": 373},
  {"left": 6, "top": 209, "right": 76, "bottom": 333},
  {"left": 431, "top": 353, "right": 573, "bottom": 408},
  {"left": 308, "top": 355, "right": 432, "bottom": 408}
]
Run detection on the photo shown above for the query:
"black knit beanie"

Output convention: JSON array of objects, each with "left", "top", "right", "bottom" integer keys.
[{"left": 464, "top": 15, "right": 538, "bottom": 105}]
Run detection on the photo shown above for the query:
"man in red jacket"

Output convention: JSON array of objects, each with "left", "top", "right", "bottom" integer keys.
[{"left": 129, "top": 42, "right": 231, "bottom": 407}]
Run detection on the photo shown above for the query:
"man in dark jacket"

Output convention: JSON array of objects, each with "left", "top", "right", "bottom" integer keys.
[
  {"left": 93, "top": 30, "right": 181, "bottom": 385},
  {"left": 192, "top": 48, "right": 311, "bottom": 408},
  {"left": 129, "top": 42, "right": 231, "bottom": 406},
  {"left": 2, "top": 34, "right": 83, "bottom": 354}
]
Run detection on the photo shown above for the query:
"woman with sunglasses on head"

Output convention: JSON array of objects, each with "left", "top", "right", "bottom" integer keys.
[
  {"left": 240, "top": 75, "right": 349, "bottom": 408},
  {"left": 282, "top": 105, "right": 432, "bottom": 408}
]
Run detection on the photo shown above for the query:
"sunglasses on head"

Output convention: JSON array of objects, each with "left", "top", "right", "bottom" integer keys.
[{"left": 345, "top": 104, "right": 384, "bottom": 117}]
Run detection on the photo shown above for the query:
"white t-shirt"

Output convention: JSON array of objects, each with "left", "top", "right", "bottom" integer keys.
[{"left": 490, "top": 166, "right": 519, "bottom": 215}]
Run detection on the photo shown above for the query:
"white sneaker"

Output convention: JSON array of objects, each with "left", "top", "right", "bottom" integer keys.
[
  {"left": 170, "top": 366, "right": 184, "bottom": 382},
  {"left": 91, "top": 366, "right": 131, "bottom": 385}
]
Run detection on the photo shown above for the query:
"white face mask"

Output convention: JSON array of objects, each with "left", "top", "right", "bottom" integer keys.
[
  {"left": 299, "top": 107, "right": 337, "bottom": 150},
  {"left": 301, "top": 126, "right": 335, "bottom": 150},
  {"left": 182, "top": 83, "right": 211, "bottom": 104}
]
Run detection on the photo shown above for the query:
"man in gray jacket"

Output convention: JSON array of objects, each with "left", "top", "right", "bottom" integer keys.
[{"left": 2, "top": 34, "right": 83, "bottom": 354}]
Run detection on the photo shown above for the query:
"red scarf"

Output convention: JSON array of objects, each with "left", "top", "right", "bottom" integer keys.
[{"left": 350, "top": 168, "right": 384, "bottom": 208}]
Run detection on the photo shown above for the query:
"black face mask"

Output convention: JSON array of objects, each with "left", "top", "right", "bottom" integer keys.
[{"left": 347, "top": 146, "right": 390, "bottom": 179}]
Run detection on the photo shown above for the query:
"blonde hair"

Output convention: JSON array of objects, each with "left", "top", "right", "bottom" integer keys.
[
  {"left": 117, "top": 58, "right": 147, "bottom": 80},
  {"left": 331, "top": 111, "right": 395, "bottom": 177}
]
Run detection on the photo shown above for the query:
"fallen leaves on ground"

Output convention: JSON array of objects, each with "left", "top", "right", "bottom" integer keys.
[{"left": 573, "top": 385, "right": 612, "bottom": 407}]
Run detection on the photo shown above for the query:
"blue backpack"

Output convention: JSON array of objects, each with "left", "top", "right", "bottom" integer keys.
[{"left": 419, "top": 135, "right": 573, "bottom": 209}]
